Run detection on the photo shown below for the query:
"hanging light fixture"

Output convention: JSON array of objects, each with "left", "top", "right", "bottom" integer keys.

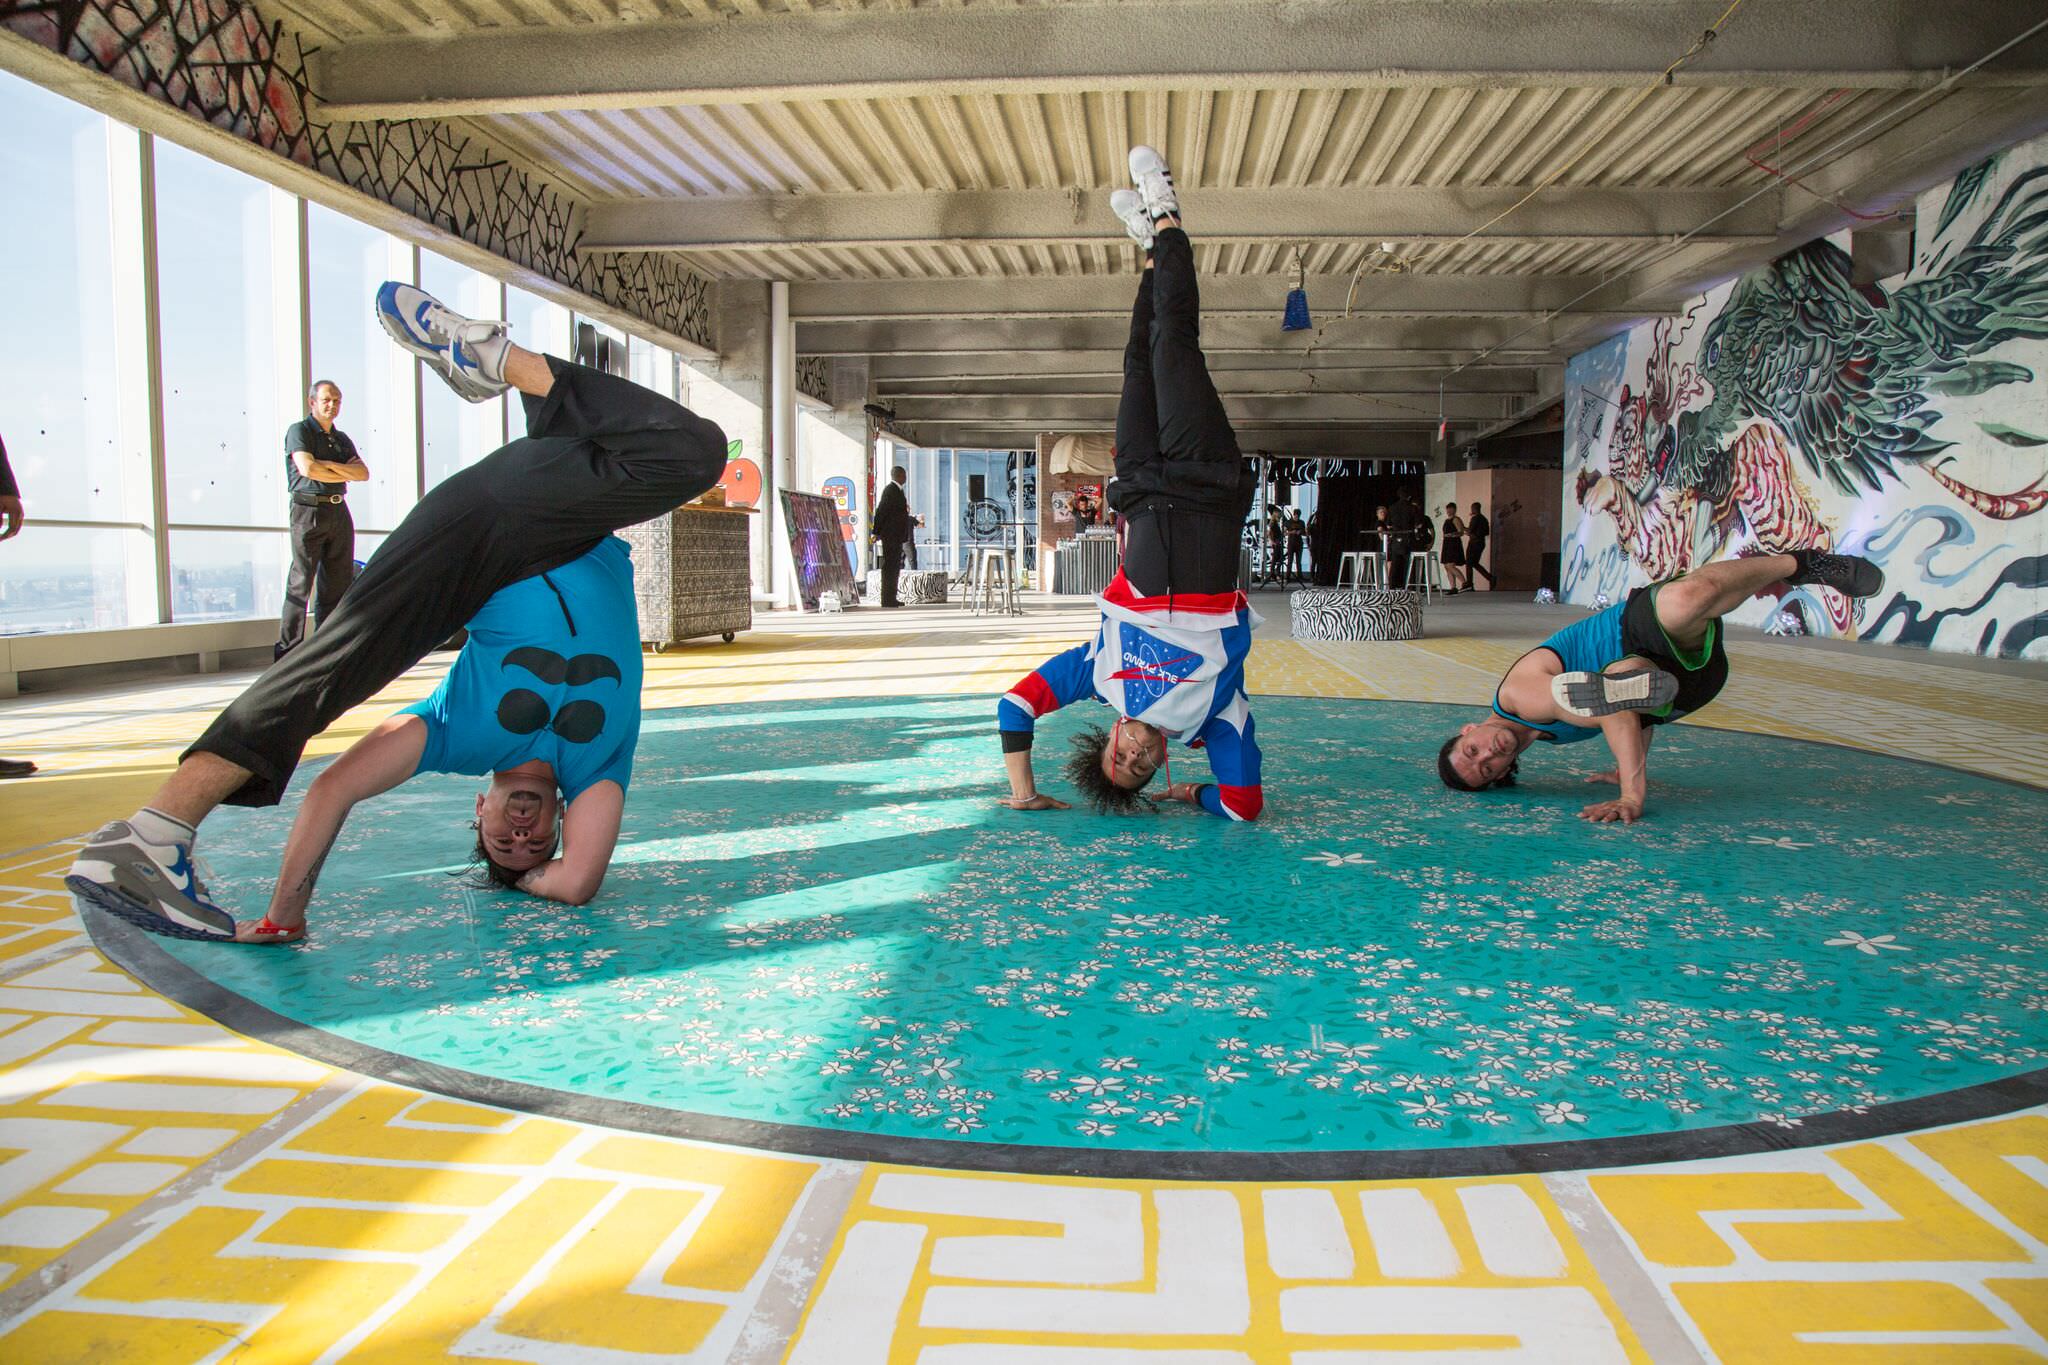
[{"left": 1281, "top": 245, "right": 1312, "bottom": 332}]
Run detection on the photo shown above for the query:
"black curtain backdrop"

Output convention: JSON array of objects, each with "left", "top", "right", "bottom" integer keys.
[{"left": 1306, "top": 472, "right": 1421, "bottom": 585}]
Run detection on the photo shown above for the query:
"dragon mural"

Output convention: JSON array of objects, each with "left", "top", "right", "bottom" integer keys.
[{"left": 1569, "top": 147, "right": 2048, "bottom": 653}]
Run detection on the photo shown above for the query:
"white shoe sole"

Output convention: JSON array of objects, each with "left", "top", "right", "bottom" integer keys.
[{"left": 1551, "top": 667, "right": 1679, "bottom": 722}]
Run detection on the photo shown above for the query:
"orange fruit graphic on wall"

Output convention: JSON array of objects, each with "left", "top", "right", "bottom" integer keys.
[{"left": 719, "top": 441, "right": 762, "bottom": 507}]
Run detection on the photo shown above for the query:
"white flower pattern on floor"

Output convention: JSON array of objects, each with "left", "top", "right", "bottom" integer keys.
[{"left": 152, "top": 696, "right": 2048, "bottom": 1154}]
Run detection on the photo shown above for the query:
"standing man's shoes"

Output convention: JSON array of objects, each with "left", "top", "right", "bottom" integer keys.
[{"left": 0, "top": 758, "right": 36, "bottom": 779}]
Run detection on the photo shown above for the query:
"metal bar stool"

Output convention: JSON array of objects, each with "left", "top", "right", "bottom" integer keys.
[{"left": 1403, "top": 549, "right": 1441, "bottom": 602}]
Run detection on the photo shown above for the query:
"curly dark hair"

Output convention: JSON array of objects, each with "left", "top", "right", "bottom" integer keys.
[
  {"left": 1065, "top": 724, "right": 1157, "bottom": 815},
  {"left": 1437, "top": 734, "right": 1517, "bottom": 792},
  {"left": 463, "top": 822, "right": 557, "bottom": 889}
]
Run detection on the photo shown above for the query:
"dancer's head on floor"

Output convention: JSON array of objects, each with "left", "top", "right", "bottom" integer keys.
[
  {"left": 1066, "top": 716, "right": 1169, "bottom": 813},
  {"left": 470, "top": 764, "right": 562, "bottom": 885},
  {"left": 1437, "top": 719, "right": 1532, "bottom": 793}
]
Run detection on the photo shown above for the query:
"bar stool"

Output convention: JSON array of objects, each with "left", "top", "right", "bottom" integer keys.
[
  {"left": 1403, "top": 549, "right": 1441, "bottom": 602},
  {"left": 968, "top": 546, "right": 1019, "bottom": 616}
]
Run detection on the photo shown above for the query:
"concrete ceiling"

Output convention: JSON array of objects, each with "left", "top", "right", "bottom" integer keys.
[{"left": 281, "top": 0, "right": 2048, "bottom": 454}]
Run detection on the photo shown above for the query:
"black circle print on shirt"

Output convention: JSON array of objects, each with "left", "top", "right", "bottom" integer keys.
[
  {"left": 493, "top": 645, "right": 623, "bottom": 745},
  {"left": 497, "top": 689, "right": 553, "bottom": 735},
  {"left": 496, "top": 689, "right": 609, "bottom": 744}
]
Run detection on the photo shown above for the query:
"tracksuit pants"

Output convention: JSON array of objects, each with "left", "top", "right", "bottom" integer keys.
[
  {"left": 1111, "top": 228, "right": 1256, "bottom": 598},
  {"left": 188, "top": 358, "right": 726, "bottom": 806}
]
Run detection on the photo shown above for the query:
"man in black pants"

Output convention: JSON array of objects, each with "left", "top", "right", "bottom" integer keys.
[
  {"left": 873, "top": 465, "right": 911, "bottom": 607},
  {"left": 996, "top": 147, "right": 1263, "bottom": 823},
  {"left": 1465, "top": 501, "right": 1495, "bottom": 589},
  {"left": 67, "top": 282, "right": 726, "bottom": 941},
  {"left": 276, "top": 380, "right": 367, "bottom": 661}
]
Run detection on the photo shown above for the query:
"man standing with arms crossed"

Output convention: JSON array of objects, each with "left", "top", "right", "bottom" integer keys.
[{"left": 276, "top": 380, "right": 367, "bottom": 661}]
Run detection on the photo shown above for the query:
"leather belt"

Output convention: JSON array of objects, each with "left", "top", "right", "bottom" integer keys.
[{"left": 294, "top": 494, "right": 346, "bottom": 506}]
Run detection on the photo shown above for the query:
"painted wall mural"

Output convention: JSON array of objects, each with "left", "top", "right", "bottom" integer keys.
[
  {"left": 1, "top": 0, "right": 713, "bottom": 349},
  {"left": 1563, "top": 134, "right": 2048, "bottom": 658}
]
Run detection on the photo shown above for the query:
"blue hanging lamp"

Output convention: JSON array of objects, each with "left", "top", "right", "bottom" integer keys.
[{"left": 1281, "top": 246, "right": 1312, "bottom": 332}]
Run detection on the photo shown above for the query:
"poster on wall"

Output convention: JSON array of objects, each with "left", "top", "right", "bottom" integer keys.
[
  {"left": 779, "top": 490, "right": 861, "bottom": 611},
  {"left": 821, "top": 476, "right": 857, "bottom": 542},
  {"left": 1561, "top": 139, "right": 2048, "bottom": 658}
]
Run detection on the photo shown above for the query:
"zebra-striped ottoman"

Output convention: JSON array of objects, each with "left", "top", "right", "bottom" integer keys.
[
  {"left": 865, "top": 569, "right": 949, "bottom": 604},
  {"left": 1289, "top": 587, "right": 1423, "bottom": 641}
]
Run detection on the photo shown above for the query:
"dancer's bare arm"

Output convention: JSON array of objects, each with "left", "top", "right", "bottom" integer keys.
[
  {"left": 1582, "top": 712, "right": 1651, "bottom": 824},
  {"left": 999, "top": 749, "right": 1069, "bottom": 811},
  {"left": 518, "top": 782, "right": 624, "bottom": 905},
  {"left": 260, "top": 716, "right": 426, "bottom": 929}
]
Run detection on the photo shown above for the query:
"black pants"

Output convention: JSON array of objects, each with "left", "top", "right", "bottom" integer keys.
[
  {"left": 880, "top": 538, "right": 906, "bottom": 606},
  {"left": 1466, "top": 537, "right": 1494, "bottom": 585},
  {"left": 189, "top": 358, "right": 726, "bottom": 806},
  {"left": 276, "top": 501, "right": 354, "bottom": 654},
  {"left": 1112, "top": 228, "right": 1255, "bottom": 597}
]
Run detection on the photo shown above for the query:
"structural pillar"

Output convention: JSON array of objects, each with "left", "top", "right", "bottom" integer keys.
[{"left": 769, "top": 280, "right": 797, "bottom": 609}]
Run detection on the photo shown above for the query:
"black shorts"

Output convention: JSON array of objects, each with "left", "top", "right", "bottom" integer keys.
[{"left": 1619, "top": 583, "right": 1729, "bottom": 725}]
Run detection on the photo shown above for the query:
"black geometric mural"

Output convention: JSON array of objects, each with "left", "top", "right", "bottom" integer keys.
[
  {"left": 796, "top": 354, "right": 830, "bottom": 404},
  {"left": 1, "top": 0, "right": 712, "bottom": 348}
]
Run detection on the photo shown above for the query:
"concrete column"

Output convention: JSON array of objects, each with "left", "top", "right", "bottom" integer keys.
[{"left": 769, "top": 280, "right": 797, "bottom": 608}]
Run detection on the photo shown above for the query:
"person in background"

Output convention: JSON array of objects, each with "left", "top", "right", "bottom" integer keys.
[
  {"left": 873, "top": 465, "right": 912, "bottom": 608},
  {"left": 1284, "top": 507, "right": 1306, "bottom": 582},
  {"left": 276, "top": 380, "right": 368, "bottom": 661},
  {"left": 1386, "top": 495, "right": 1418, "bottom": 586},
  {"left": 1070, "top": 487, "right": 1100, "bottom": 531},
  {"left": 1440, "top": 501, "right": 1470, "bottom": 595},
  {"left": 1465, "top": 501, "right": 1495, "bottom": 589},
  {"left": 0, "top": 433, "right": 32, "bottom": 779}
]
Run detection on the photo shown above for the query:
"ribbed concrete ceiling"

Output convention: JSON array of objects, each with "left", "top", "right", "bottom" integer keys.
[{"left": 279, "top": 0, "right": 2048, "bottom": 453}]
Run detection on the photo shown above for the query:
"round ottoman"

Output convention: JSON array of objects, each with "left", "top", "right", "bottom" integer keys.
[
  {"left": 865, "top": 569, "right": 949, "bottom": 605},
  {"left": 1289, "top": 587, "right": 1423, "bottom": 641}
]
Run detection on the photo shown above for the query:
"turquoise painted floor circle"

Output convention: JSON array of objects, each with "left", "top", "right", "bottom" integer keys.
[{"left": 154, "top": 695, "right": 2048, "bottom": 1163}]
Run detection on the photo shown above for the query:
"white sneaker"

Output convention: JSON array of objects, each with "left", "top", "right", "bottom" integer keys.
[
  {"left": 1128, "top": 145, "right": 1180, "bottom": 224},
  {"left": 1110, "top": 189, "right": 1154, "bottom": 249},
  {"left": 375, "top": 282, "right": 510, "bottom": 403},
  {"left": 67, "top": 819, "right": 235, "bottom": 942}
]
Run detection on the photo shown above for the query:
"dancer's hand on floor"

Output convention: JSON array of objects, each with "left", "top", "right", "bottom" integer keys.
[
  {"left": 1584, "top": 768, "right": 1621, "bottom": 785},
  {"left": 998, "top": 793, "right": 1070, "bottom": 812},
  {"left": 233, "top": 917, "right": 306, "bottom": 944},
  {"left": 1579, "top": 797, "right": 1643, "bottom": 825}
]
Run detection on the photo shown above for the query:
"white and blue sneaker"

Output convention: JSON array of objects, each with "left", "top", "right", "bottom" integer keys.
[
  {"left": 67, "top": 818, "right": 235, "bottom": 942},
  {"left": 1128, "top": 145, "right": 1180, "bottom": 224},
  {"left": 1110, "top": 189, "right": 1155, "bottom": 250},
  {"left": 375, "top": 282, "right": 510, "bottom": 404}
]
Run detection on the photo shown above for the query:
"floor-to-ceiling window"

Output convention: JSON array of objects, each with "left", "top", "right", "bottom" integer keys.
[
  {"left": 155, "top": 138, "right": 297, "bottom": 622},
  {"left": 0, "top": 68, "right": 701, "bottom": 639},
  {"left": 307, "top": 201, "right": 418, "bottom": 537},
  {"left": 0, "top": 73, "right": 146, "bottom": 632}
]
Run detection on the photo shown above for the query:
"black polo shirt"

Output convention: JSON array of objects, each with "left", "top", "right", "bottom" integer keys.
[{"left": 284, "top": 419, "right": 362, "bottom": 501}]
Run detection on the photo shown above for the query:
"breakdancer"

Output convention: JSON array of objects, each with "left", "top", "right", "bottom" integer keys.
[
  {"left": 68, "top": 284, "right": 726, "bottom": 940},
  {"left": 997, "top": 146, "right": 1263, "bottom": 821},
  {"left": 1438, "top": 551, "right": 1882, "bottom": 823}
]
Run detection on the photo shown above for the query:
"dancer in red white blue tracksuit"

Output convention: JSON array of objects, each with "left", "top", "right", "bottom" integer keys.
[{"left": 996, "top": 146, "right": 1263, "bottom": 821}]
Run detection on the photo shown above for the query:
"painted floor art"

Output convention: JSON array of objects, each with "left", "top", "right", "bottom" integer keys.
[
  {"left": 119, "top": 694, "right": 2048, "bottom": 1171},
  {"left": 1, "top": 598, "right": 2046, "bottom": 1361}
]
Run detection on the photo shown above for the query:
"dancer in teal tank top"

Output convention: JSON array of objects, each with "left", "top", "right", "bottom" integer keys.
[{"left": 1437, "top": 549, "right": 1882, "bottom": 824}]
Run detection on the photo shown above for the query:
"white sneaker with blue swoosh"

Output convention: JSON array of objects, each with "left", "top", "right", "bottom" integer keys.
[
  {"left": 67, "top": 818, "right": 236, "bottom": 942},
  {"left": 375, "top": 281, "right": 511, "bottom": 404}
]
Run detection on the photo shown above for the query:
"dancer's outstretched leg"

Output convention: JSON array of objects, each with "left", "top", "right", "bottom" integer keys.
[{"left": 69, "top": 286, "right": 725, "bottom": 941}]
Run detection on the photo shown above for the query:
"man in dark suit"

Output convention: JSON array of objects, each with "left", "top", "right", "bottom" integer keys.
[{"left": 873, "top": 465, "right": 912, "bottom": 608}]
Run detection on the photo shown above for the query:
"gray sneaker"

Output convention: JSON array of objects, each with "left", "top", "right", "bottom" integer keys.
[
  {"left": 1551, "top": 666, "right": 1679, "bottom": 723},
  {"left": 66, "top": 820, "right": 235, "bottom": 942},
  {"left": 374, "top": 281, "right": 510, "bottom": 404}
]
